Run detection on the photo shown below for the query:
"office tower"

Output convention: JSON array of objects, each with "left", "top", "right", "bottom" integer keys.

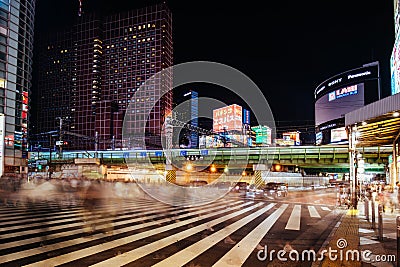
[
  {"left": 33, "top": 3, "right": 172, "bottom": 150},
  {"left": 173, "top": 90, "right": 198, "bottom": 148},
  {"left": 0, "top": 0, "right": 35, "bottom": 176}
]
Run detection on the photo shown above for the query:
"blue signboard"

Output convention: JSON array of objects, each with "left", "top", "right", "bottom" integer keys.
[
  {"left": 243, "top": 109, "right": 250, "bottom": 125},
  {"left": 201, "top": 150, "right": 208, "bottom": 156},
  {"left": 180, "top": 150, "right": 187, "bottom": 156},
  {"left": 155, "top": 151, "right": 163, "bottom": 157},
  {"left": 123, "top": 152, "right": 130, "bottom": 159},
  {"left": 139, "top": 152, "right": 147, "bottom": 157}
]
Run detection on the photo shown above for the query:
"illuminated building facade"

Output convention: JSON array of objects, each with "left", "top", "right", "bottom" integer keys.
[
  {"left": 0, "top": 0, "right": 35, "bottom": 176},
  {"left": 173, "top": 90, "right": 198, "bottom": 148},
  {"left": 391, "top": 0, "right": 400, "bottom": 95},
  {"left": 33, "top": 3, "right": 172, "bottom": 150},
  {"left": 314, "top": 62, "right": 380, "bottom": 145}
]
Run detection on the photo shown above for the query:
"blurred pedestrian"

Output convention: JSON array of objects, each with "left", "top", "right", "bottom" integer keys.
[{"left": 82, "top": 179, "right": 114, "bottom": 238}]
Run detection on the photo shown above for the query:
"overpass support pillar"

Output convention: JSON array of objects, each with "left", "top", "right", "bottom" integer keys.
[
  {"left": 253, "top": 164, "right": 267, "bottom": 188},
  {"left": 165, "top": 164, "right": 176, "bottom": 184}
]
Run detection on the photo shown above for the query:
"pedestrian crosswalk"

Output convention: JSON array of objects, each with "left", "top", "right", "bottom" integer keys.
[{"left": 0, "top": 197, "right": 336, "bottom": 267}]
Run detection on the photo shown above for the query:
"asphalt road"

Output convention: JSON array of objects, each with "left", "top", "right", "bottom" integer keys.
[{"left": 0, "top": 187, "right": 342, "bottom": 267}]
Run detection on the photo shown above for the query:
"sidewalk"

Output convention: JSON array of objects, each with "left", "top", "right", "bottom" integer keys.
[{"left": 314, "top": 201, "right": 399, "bottom": 267}]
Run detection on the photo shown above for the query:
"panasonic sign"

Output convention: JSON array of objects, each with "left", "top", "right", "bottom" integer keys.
[{"left": 348, "top": 71, "right": 371, "bottom": 79}]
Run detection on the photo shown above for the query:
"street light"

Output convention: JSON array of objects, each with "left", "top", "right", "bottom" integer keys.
[
  {"left": 186, "top": 163, "right": 193, "bottom": 172},
  {"left": 210, "top": 165, "right": 216, "bottom": 173}
]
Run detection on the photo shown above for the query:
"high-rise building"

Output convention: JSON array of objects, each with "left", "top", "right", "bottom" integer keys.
[
  {"left": 0, "top": 0, "right": 35, "bottom": 176},
  {"left": 32, "top": 3, "right": 172, "bottom": 150},
  {"left": 173, "top": 90, "right": 198, "bottom": 148}
]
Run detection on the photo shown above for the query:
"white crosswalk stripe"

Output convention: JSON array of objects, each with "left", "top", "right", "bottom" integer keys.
[
  {"left": 0, "top": 198, "right": 335, "bottom": 267},
  {"left": 213, "top": 204, "right": 289, "bottom": 267},
  {"left": 308, "top": 205, "right": 321, "bottom": 218},
  {"left": 285, "top": 204, "right": 301, "bottom": 230}
]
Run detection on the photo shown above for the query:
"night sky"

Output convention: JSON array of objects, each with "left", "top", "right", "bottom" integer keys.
[{"left": 34, "top": 0, "right": 395, "bottom": 134}]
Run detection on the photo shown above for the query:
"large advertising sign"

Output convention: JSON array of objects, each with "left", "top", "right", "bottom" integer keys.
[
  {"left": 315, "top": 83, "right": 365, "bottom": 126},
  {"left": 243, "top": 108, "right": 250, "bottom": 125},
  {"left": 275, "top": 138, "right": 295, "bottom": 146},
  {"left": 391, "top": 33, "right": 400, "bottom": 95},
  {"left": 395, "top": 0, "right": 400, "bottom": 36},
  {"left": 252, "top": 125, "right": 272, "bottom": 146},
  {"left": 314, "top": 64, "right": 378, "bottom": 100},
  {"left": 283, "top": 131, "right": 300, "bottom": 145},
  {"left": 213, "top": 104, "right": 243, "bottom": 133},
  {"left": 22, "top": 91, "right": 28, "bottom": 120},
  {"left": 330, "top": 127, "right": 347, "bottom": 143}
]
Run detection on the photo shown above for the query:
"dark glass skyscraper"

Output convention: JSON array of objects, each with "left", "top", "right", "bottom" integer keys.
[{"left": 33, "top": 3, "right": 172, "bottom": 150}]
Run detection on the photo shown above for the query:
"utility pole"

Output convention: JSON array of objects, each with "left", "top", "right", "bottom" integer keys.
[
  {"left": 56, "top": 117, "right": 63, "bottom": 159},
  {"left": 95, "top": 131, "right": 98, "bottom": 158},
  {"left": 349, "top": 126, "right": 358, "bottom": 209}
]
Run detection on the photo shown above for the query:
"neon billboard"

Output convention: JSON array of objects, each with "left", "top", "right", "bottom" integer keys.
[{"left": 213, "top": 104, "right": 243, "bottom": 133}]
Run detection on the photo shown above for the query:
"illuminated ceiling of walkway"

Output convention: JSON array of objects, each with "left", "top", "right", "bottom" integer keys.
[{"left": 354, "top": 111, "right": 400, "bottom": 147}]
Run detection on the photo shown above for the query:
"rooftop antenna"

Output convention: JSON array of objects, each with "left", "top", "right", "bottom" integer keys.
[{"left": 78, "top": 0, "right": 83, "bottom": 17}]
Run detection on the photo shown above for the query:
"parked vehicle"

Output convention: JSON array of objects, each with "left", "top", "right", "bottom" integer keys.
[
  {"left": 231, "top": 182, "right": 249, "bottom": 193},
  {"left": 212, "top": 181, "right": 232, "bottom": 190},
  {"left": 248, "top": 182, "right": 288, "bottom": 198},
  {"left": 187, "top": 180, "right": 208, "bottom": 187}
]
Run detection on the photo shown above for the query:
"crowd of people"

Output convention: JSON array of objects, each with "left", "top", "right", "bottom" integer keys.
[
  {"left": 0, "top": 175, "right": 148, "bottom": 238},
  {"left": 336, "top": 181, "right": 400, "bottom": 212}
]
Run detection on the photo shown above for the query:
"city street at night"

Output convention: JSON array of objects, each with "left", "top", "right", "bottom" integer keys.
[
  {"left": 0, "top": 0, "right": 399, "bottom": 266},
  {"left": 0, "top": 184, "right": 341, "bottom": 267}
]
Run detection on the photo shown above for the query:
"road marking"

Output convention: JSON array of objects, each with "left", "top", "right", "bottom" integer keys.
[
  {"left": 0, "top": 202, "right": 173, "bottom": 240},
  {"left": 308, "top": 206, "right": 321, "bottom": 218},
  {"left": 359, "top": 228, "right": 374, "bottom": 234},
  {"left": 19, "top": 201, "right": 249, "bottom": 267},
  {"left": 321, "top": 206, "right": 331, "bottom": 211},
  {"left": 360, "top": 236, "right": 379, "bottom": 245},
  {"left": 137, "top": 203, "right": 277, "bottom": 267},
  {"left": 87, "top": 202, "right": 268, "bottom": 267},
  {"left": 285, "top": 204, "right": 301, "bottom": 230},
  {"left": 212, "top": 204, "right": 288, "bottom": 267}
]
